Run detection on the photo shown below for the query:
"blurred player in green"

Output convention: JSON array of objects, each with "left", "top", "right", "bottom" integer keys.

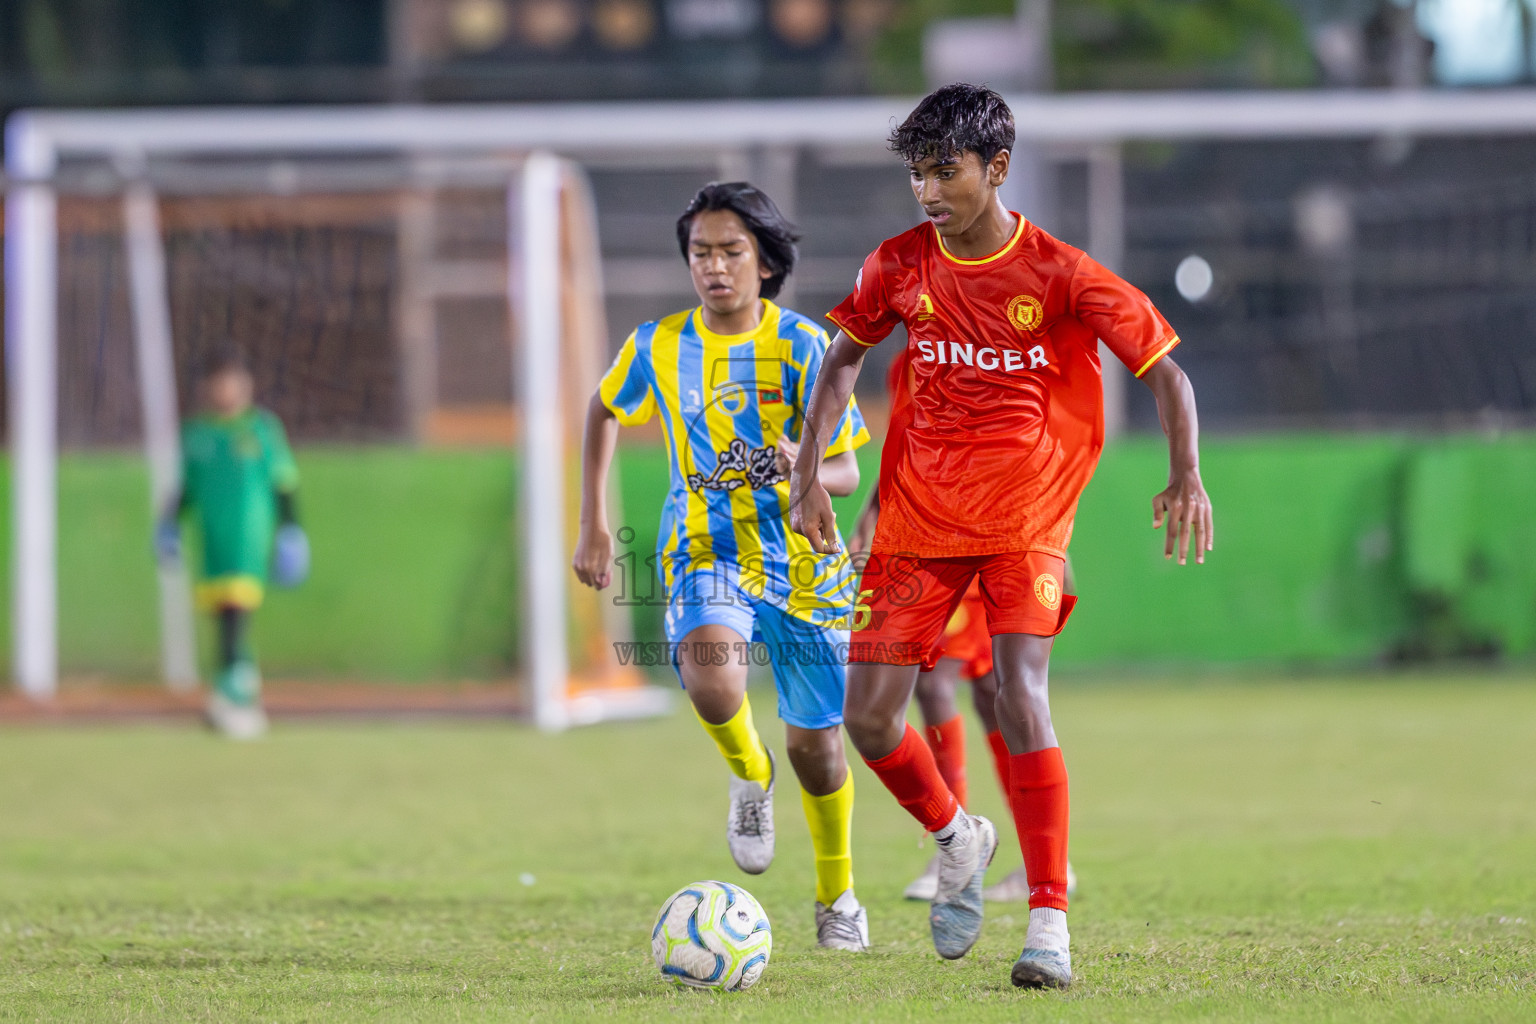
[{"left": 155, "top": 352, "right": 309, "bottom": 739}]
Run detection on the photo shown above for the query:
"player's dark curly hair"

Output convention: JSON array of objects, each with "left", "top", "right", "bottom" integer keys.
[
  {"left": 889, "top": 83, "right": 1016, "bottom": 166},
  {"left": 201, "top": 346, "right": 251, "bottom": 378},
  {"left": 676, "top": 182, "right": 800, "bottom": 300}
]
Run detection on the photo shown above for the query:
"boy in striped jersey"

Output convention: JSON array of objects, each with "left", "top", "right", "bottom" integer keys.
[{"left": 573, "top": 182, "right": 872, "bottom": 950}]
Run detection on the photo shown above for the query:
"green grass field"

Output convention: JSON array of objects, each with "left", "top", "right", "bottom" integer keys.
[{"left": 2, "top": 674, "right": 1532, "bottom": 1022}]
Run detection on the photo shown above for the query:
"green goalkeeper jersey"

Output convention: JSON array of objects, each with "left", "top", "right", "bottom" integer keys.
[{"left": 180, "top": 407, "right": 299, "bottom": 582}]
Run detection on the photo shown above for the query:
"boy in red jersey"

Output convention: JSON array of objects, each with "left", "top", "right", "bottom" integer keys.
[{"left": 790, "top": 84, "right": 1213, "bottom": 988}]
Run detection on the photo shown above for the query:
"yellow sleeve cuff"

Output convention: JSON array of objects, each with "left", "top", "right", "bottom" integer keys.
[
  {"left": 826, "top": 314, "right": 878, "bottom": 348},
  {"left": 1134, "top": 335, "right": 1181, "bottom": 378},
  {"left": 824, "top": 423, "right": 870, "bottom": 459}
]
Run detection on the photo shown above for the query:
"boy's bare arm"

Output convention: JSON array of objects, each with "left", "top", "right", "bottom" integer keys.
[
  {"left": 816, "top": 451, "right": 860, "bottom": 497},
  {"left": 776, "top": 437, "right": 860, "bottom": 497},
  {"left": 1141, "top": 356, "right": 1213, "bottom": 565},
  {"left": 789, "top": 333, "right": 868, "bottom": 553},
  {"left": 573, "top": 392, "right": 621, "bottom": 589}
]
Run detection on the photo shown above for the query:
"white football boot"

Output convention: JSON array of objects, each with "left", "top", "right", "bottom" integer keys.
[
  {"left": 904, "top": 853, "right": 941, "bottom": 901},
  {"left": 205, "top": 693, "right": 269, "bottom": 741},
  {"left": 726, "top": 750, "right": 775, "bottom": 874},
  {"left": 815, "top": 890, "right": 870, "bottom": 951},
  {"left": 929, "top": 813, "right": 997, "bottom": 959},
  {"left": 985, "top": 860, "right": 1078, "bottom": 902},
  {"left": 1010, "top": 907, "right": 1072, "bottom": 989}
]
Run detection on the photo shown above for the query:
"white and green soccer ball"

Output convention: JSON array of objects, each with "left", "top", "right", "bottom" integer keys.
[{"left": 651, "top": 880, "right": 772, "bottom": 991}]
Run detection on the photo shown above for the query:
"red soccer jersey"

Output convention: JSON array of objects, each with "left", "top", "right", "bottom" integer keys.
[{"left": 828, "top": 214, "right": 1179, "bottom": 558}]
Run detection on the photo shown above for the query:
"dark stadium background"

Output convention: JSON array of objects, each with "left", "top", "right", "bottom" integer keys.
[{"left": 2, "top": 0, "right": 1533, "bottom": 682}]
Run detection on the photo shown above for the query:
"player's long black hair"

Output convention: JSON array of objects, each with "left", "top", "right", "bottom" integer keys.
[
  {"left": 889, "top": 83, "right": 1016, "bottom": 166},
  {"left": 676, "top": 182, "right": 800, "bottom": 300}
]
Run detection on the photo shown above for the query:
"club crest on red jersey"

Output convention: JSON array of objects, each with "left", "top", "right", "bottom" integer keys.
[
  {"left": 1007, "top": 294, "right": 1044, "bottom": 332},
  {"left": 914, "top": 293, "right": 938, "bottom": 321}
]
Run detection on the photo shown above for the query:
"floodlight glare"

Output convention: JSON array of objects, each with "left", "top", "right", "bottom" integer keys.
[{"left": 1175, "top": 254, "right": 1214, "bottom": 303}]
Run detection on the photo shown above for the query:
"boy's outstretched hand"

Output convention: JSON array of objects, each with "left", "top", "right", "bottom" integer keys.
[
  {"left": 153, "top": 519, "right": 182, "bottom": 565},
  {"left": 790, "top": 472, "right": 840, "bottom": 555},
  {"left": 572, "top": 526, "right": 615, "bottom": 589},
  {"left": 1152, "top": 468, "right": 1214, "bottom": 565},
  {"left": 775, "top": 436, "right": 800, "bottom": 479},
  {"left": 272, "top": 523, "right": 310, "bottom": 587}
]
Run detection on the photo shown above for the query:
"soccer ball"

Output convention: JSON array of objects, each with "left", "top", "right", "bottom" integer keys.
[{"left": 651, "top": 880, "right": 772, "bottom": 991}]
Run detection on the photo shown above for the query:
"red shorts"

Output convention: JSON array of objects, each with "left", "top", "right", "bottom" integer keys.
[
  {"left": 921, "top": 582, "right": 994, "bottom": 678},
  {"left": 852, "top": 549, "right": 1077, "bottom": 666}
]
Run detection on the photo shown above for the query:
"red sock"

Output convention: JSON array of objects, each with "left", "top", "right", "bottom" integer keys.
[
  {"left": 864, "top": 723, "right": 959, "bottom": 832},
  {"left": 1006, "top": 746, "right": 1070, "bottom": 911},
  {"left": 923, "top": 715, "right": 968, "bottom": 809},
  {"left": 986, "top": 729, "right": 1010, "bottom": 797}
]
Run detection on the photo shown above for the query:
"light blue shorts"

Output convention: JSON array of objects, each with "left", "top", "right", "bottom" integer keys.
[{"left": 663, "top": 565, "right": 848, "bottom": 731}]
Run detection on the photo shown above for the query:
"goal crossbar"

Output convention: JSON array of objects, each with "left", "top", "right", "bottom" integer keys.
[{"left": 10, "top": 90, "right": 1536, "bottom": 168}]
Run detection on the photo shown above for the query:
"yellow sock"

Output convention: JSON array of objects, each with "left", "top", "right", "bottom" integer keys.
[
  {"left": 801, "top": 773, "right": 855, "bottom": 906},
  {"left": 694, "top": 696, "right": 772, "bottom": 787}
]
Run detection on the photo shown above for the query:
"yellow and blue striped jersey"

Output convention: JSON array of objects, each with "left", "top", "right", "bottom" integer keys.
[{"left": 600, "top": 299, "right": 870, "bottom": 627}]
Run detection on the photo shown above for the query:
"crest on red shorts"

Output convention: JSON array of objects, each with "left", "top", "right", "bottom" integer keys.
[{"left": 1033, "top": 572, "right": 1062, "bottom": 610}]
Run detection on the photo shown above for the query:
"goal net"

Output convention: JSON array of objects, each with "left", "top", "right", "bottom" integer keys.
[{"left": 7, "top": 133, "right": 665, "bottom": 730}]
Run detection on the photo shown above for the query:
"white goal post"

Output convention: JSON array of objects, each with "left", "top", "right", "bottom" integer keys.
[{"left": 8, "top": 89, "right": 1536, "bottom": 718}]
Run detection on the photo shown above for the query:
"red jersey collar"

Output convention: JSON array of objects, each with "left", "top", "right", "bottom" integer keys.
[{"left": 933, "top": 212, "right": 1028, "bottom": 267}]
